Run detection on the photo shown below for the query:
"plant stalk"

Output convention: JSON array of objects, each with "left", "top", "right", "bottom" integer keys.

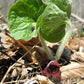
[
  {"left": 39, "top": 30, "right": 54, "bottom": 60},
  {"left": 55, "top": 20, "right": 72, "bottom": 60}
]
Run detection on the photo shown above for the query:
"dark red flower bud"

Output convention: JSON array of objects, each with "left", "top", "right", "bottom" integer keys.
[{"left": 43, "top": 60, "right": 61, "bottom": 79}]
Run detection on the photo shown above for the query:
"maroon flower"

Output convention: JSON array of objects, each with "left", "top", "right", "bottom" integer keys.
[{"left": 43, "top": 60, "right": 61, "bottom": 79}]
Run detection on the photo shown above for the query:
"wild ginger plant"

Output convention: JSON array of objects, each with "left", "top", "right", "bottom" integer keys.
[{"left": 8, "top": 0, "right": 73, "bottom": 79}]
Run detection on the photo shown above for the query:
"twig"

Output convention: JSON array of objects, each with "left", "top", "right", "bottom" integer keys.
[
  {"left": 2, "top": 79, "right": 28, "bottom": 84},
  {"left": 0, "top": 52, "right": 28, "bottom": 84},
  {"left": 71, "top": 13, "right": 84, "bottom": 23}
]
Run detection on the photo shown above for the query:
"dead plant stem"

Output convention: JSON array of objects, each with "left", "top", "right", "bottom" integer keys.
[{"left": 71, "top": 13, "right": 84, "bottom": 23}]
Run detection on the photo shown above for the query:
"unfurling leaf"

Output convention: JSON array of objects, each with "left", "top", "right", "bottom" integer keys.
[
  {"left": 8, "top": 0, "right": 46, "bottom": 41},
  {"left": 37, "top": 0, "right": 72, "bottom": 43}
]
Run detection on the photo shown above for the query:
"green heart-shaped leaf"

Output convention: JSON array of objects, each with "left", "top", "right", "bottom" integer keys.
[
  {"left": 37, "top": 3, "right": 68, "bottom": 43},
  {"left": 8, "top": 0, "right": 46, "bottom": 41}
]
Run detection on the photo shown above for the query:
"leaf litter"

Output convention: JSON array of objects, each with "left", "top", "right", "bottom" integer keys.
[{"left": 0, "top": 22, "right": 84, "bottom": 84}]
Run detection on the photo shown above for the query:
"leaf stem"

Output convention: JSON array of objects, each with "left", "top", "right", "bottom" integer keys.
[
  {"left": 39, "top": 30, "right": 54, "bottom": 60},
  {"left": 55, "top": 20, "right": 72, "bottom": 60}
]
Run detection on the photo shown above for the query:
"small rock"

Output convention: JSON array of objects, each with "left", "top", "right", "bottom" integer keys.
[
  {"left": 11, "top": 68, "right": 18, "bottom": 77},
  {"left": 22, "top": 68, "right": 28, "bottom": 77}
]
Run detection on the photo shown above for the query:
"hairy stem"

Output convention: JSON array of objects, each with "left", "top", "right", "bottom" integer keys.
[
  {"left": 39, "top": 31, "right": 54, "bottom": 60},
  {"left": 55, "top": 20, "right": 72, "bottom": 60}
]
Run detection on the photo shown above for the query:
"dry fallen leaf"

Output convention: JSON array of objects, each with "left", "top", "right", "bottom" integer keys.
[
  {"left": 67, "top": 37, "right": 84, "bottom": 51},
  {"left": 71, "top": 52, "right": 84, "bottom": 62},
  {"left": 78, "top": 79, "right": 84, "bottom": 84},
  {"left": 61, "top": 62, "right": 84, "bottom": 79},
  {"left": 68, "top": 38, "right": 79, "bottom": 51},
  {"left": 5, "top": 35, "right": 40, "bottom": 46},
  {"left": 5, "top": 35, "right": 41, "bottom": 51}
]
